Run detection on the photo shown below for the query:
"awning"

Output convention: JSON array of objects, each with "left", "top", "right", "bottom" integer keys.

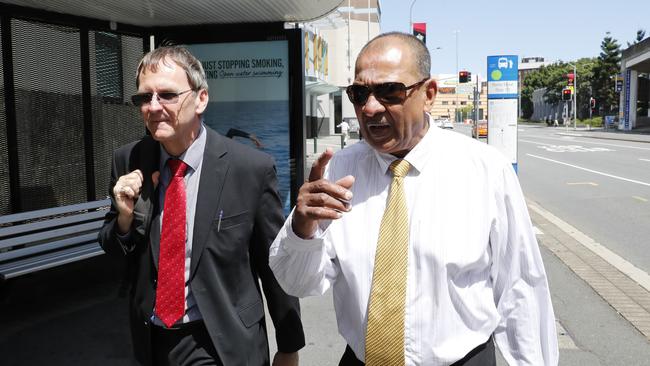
[
  {"left": 0, "top": 0, "right": 345, "bottom": 27},
  {"left": 305, "top": 77, "right": 340, "bottom": 96}
]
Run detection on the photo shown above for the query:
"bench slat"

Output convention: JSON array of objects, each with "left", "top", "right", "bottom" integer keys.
[
  {"left": 0, "top": 199, "right": 110, "bottom": 226},
  {"left": 0, "top": 221, "right": 103, "bottom": 251},
  {"left": 0, "top": 243, "right": 105, "bottom": 280},
  {"left": 0, "top": 210, "right": 107, "bottom": 238},
  {"left": 0, "top": 232, "right": 99, "bottom": 263}
]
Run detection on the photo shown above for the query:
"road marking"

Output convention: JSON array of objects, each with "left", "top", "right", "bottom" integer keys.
[
  {"left": 528, "top": 201, "right": 650, "bottom": 292},
  {"left": 640, "top": 158, "right": 650, "bottom": 162},
  {"left": 527, "top": 154, "right": 650, "bottom": 187},
  {"left": 633, "top": 196, "right": 648, "bottom": 202},
  {"left": 520, "top": 135, "right": 650, "bottom": 151},
  {"left": 520, "top": 139, "right": 615, "bottom": 152},
  {"left": 533, "top": 226, "right": 544, "bottom": 235},
  {"left": 567, "top": 182, "right": 598, "bottom": 186}
]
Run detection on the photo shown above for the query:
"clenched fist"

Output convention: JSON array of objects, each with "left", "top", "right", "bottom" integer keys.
[{"left": 113, "top": 170, "right": 159, "bottom": 234}]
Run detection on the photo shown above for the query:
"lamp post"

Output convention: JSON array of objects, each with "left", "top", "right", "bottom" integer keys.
[
  {"left": 454, "top": 30, "right": 460, "bottom": 122},
  {"left": 409, "top": 0, "right": 418, "bottom": 31}
]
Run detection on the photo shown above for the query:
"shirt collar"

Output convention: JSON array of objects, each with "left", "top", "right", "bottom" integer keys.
[
  {"left": 159, "top": 123, "right": 206, "bottom": 173},
  {"left": 372, "top": 113, "right": 436, "bottom": 176}
]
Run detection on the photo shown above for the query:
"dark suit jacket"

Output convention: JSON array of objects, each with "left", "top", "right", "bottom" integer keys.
[{"left": 98, "top": 126, "right": 304, "bottom": 366}]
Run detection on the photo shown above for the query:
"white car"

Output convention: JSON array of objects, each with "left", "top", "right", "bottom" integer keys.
[{"left": 442, "top": 119, "right": 454, "bottom": 129}]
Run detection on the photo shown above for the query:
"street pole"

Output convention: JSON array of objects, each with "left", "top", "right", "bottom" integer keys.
[
  {"left": 454, "top": 30, "right": 460, "bottom": 123},
  {"left": 409, "top": 0, "right": 418, "bottom": 31},
  {"left": 573, "top": 64, "right": 578, "bottom": 130}
]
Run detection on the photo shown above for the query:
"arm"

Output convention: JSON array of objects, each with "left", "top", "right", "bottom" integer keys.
[
  {"left": 98, "top": 149, "right": 158, "bottom": 256},
  {"left": 269, "top": 149, "right": 353, "bottom": 297},
  {"left": 491, "top": 163, "right": 559, "bottom": 365},
  {"left": 98, "top": 151, "right": 140, "bottom": 256},
  {"left": 250, "top": 160, "right": 305, "bottom": 356}
]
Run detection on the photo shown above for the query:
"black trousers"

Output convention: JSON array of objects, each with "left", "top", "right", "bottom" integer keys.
[
  {"left": 339, "top": 336, "right": 495, "bottom": 366},
  {"left": 150, "top": 321, "right": 222, "bottom": 366}
]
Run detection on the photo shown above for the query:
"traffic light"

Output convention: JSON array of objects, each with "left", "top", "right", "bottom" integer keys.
[
  {"left": 467, "top": 72, "right": 472, "bottom": 82},
  {"left": 562, "top": 88, "right": 572, "bottom": 101},
  {"left": 589, "top": 97, "right": 596, "bottom": 109},
  {"left": 459, "top": 71, "right": 469, "bottom": 83}
]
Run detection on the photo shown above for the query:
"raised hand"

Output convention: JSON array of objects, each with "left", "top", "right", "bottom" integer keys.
[{"left": 292, "top": 148, "right": 355, "bottom": 239}]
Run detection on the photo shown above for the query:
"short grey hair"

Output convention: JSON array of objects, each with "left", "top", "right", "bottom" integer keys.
[
  {"left": 357, "top": 31, "right": 431, "bottom": 79},
  {"left": 136, "top": 46, "right": 208, "bottom": 91}
]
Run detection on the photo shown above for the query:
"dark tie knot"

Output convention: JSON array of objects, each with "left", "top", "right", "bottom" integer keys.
[
  {"left": 389, "top": 159, "right": 410, "bottom": 178},
  {"left": 168, "top": 159, "right": 188, "bottom": 178}
]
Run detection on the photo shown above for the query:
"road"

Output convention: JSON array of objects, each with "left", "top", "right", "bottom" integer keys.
[{"left": 517, "top": 125, "right": 650, "bottom": 273}]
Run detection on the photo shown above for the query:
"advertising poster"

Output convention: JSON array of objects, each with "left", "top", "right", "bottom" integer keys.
[{"left": 186, "top": 41, "right": 292, "bottom": 214}]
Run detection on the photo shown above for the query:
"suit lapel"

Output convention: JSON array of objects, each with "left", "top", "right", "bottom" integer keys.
[{"left": 190, "top": 129, "right": 229, "bottom": 278}]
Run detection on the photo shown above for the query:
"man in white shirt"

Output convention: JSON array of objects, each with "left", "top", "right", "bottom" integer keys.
[
  {"left": 337, "top": 120, "right": 350, "bottom": 145},
  {"left": 270, "top": 32, "right": 558, "bottom": 366}
]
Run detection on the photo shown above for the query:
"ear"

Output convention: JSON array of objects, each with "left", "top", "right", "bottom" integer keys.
[
  {"left": 195, "top": 89, "right": 209, "bottom": 115},
  {"left": 423, "top": 79, "right": 437, "bottom": 111}
]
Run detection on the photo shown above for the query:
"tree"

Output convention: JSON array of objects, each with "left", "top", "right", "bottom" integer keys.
[
  {"left": 592, "top": 32, "right": 621, "bottom": 115},
  {"left": 627, "top": 29, "right": 646, "bottom": 47}
]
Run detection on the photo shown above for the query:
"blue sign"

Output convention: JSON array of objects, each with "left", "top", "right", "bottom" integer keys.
[
  {"left": 487, "top": 55, "right": 519, "bottom": 99},
  {"left": 624, "top": 69, "right": 631, "bottom": 130}
]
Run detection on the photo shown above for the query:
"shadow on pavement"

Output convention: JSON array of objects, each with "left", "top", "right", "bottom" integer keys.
[{"left": 0, "top": 255, "right": 136, "bottom": 366}]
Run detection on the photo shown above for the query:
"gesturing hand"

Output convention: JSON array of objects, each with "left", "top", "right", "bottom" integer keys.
[
  {"left": 113, "top": 170, "right": 159, "bottom": 234},
  {"left": 292, "top": 148, "right": 355, "bottom": 239}
]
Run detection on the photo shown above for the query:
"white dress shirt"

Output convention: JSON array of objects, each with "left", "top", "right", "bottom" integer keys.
[{"left": 270, "top": 125, "right": 558, "bottom": 365}]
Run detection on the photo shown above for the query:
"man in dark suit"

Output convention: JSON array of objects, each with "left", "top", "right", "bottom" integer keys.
[{"left": 98, "top": 46, "right": 304, "bottom": 366}]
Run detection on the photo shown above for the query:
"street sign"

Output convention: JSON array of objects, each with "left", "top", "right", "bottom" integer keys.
[
  {"left": 615, "top": 74, "right": 623, "bottom": 93},
  {"left": 413, "top": 23, "right": 426, "bottom": 44},
  {"left": 487, "top": 55, "right": 518, "bottom": 99},
  {"left": 487, "top": 55, "right": 519, "bottom": 171}
]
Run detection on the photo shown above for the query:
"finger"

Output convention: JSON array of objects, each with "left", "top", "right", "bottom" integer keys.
[
  {"left": 334, "top": 175, "right": 355, "bottom": 199},
  {"left": 151, "top": 171, "right": 160, "bottom": 189},
  {"left": 305, "top": 178, "right": 352, "bottom": 203},
  {"left": 131, "top": 169, "right": 144, "bottom": 183},
  {"left": 304, "top": 191, "right": 351, "bottom": 213},
  {"left": 121, "top": 186, "right": 139, "bottom": 200},
  {"left": 308, "top": 148, "right": 334, "bottom": 182}
]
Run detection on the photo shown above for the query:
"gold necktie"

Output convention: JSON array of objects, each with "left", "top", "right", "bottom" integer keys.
[{"left": 365, "top": 159, "right": 411, "bottom": 366}]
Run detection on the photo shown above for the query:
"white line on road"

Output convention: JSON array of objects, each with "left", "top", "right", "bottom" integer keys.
[
  {"left": 640, "top": 158, "right": 650, "bottom": 162},
  {"left": 633, "top": 196, "right": 648, "bottom": 202},
  {"left": 527, "top": 201, "right": 650, "bottom": 292},
  {"left": 519, "top": 136, "right": 650, "bottom": 151},
  {"left": 527, "top": 154, "right": 650, "bottom": 187},
  {"left": 567, "top": 182, "right": 598, "bottom": 186}
]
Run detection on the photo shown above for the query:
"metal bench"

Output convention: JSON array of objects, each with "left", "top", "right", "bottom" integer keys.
[{"left": 0, "top": 199, "right": 111, "bottom": 280}]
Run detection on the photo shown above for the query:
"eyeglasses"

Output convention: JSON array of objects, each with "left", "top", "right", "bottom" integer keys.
[
  {"left": 131, "top": 89, "right": 195, "bottom": 107},
  {"left": 346, "top": 78, "right": 428, "bottom": 106}
]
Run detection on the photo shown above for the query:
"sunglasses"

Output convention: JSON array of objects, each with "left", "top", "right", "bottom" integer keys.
[
  {"left": 346, "top": 78, "right": 428, "bottom": 106},
  {"left": 131, "top": 89, "right": 195, "bottom": 107}
]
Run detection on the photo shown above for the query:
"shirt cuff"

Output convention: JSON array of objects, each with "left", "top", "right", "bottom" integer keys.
[{"left": 281, "top": 215, "right": 327, "bottom": 252}]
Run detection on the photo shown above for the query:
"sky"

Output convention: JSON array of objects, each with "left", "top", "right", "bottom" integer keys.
[{"left": 379, "top": 0, "right": 649, "bottom": 78}]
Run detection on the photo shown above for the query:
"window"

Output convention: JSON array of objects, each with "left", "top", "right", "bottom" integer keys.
[{"left": 95, "top": 32, "right": 123, "bottom": 101}]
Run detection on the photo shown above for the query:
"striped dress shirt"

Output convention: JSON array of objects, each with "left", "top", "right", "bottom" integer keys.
[{"left": 270, "top": 125, "right": 558, "bottom": 365}]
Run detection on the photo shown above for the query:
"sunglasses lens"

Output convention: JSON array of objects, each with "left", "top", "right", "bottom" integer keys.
[
  {"left": 347, "top": 85, "right": 370, "bottom": 106},
  {"left": 374, "top": 82, "right": 406, "bottom": 104},
  {"left": 157, "top": 92, "right": 179, "bottom": 103},
  {"left": 131, "top": 93, "right": 152, "bottom": 106}
]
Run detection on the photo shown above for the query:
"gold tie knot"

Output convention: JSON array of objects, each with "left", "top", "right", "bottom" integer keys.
[{"left": 389, "top": 159, "right": 410, "bottom": 178}]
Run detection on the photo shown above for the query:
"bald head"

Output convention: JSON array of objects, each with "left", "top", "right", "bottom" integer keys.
[{"left": 356, "top": 32, "right": 431, "bottom": 80}]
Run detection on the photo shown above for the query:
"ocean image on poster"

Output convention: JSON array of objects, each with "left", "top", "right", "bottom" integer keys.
[
  {"left": 203, "top": 101, "right": 290, "bottom": 214},
  {"left": 186, "top": 41, "right": 292, "bottom": 214}
]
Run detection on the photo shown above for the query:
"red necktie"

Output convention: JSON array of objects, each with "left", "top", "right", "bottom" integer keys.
[{"left": 155, "top": 159, "right": 188, "bottom": 328}]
